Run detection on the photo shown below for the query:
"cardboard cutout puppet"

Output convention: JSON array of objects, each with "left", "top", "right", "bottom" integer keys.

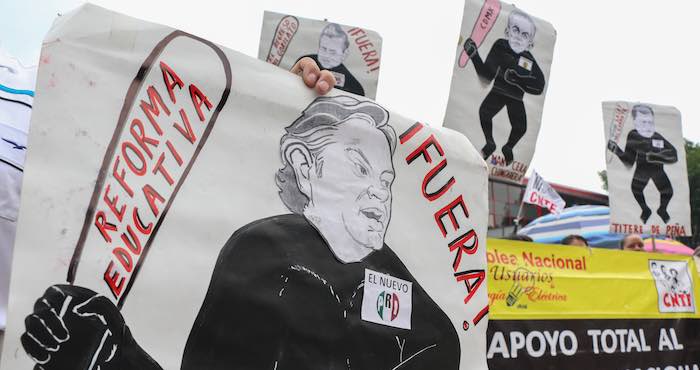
[
  {"left": 444, "top": 1, "right": 555, "bottom": 184},
  {"left": 462, "top": 9, "right": 545, "bottom": 164},
  {"left": 603, "top": 101, "right": 691, "bottom": 237},
  {"left": 607, "top": 104, "right": 677, "bottom": 223},
  {"left": 20, "top": 96, "right": 460, "bottom": 370}
]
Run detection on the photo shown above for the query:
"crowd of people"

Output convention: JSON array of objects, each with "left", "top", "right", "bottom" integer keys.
[{"left": 508, "top": 232, "right": 677, "bottom": 253}]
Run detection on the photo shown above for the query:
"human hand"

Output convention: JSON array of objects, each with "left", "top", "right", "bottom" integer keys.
[
  {"left": 291, "top": 57, "right": 337, "bottom": 95},
  {"left": 463, "top": 38, "right": 478, "bottom": 57},
  {"left": 22, "top": 285, "right": 127, "bottom": 370}
]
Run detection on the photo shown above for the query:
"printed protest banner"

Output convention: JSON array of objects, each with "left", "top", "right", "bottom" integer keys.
[
  {"left": 444, "top": 0, "right": 556, "bottom": 183},
  {"left": 486, "top": 238, "right": 700, "bottom": 370},
  {"left": 258, "top": 11, "right": 382, "bottom": 99},
  {"left": 521, "top": 171, "right": 565, "bottom": 216},
  {"left": 0, "top": 4, "right": 488, "bottom": 370},
  {"left": 603, "top": 101, "right": 692, "bottom": 237}
]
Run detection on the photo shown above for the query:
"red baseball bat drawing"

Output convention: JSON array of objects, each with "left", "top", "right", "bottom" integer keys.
[
  {"left": 266, "top": 15, "right": 299, "bottom": 66},
  {"left": 66, "top": 30, "right": 231, "bottom": 309},
  {"left": 606, "top": 102, "right": 630, "bottom": 164},
  {"left": 458, "top": 0, "right": 501, "bottom": 68}
]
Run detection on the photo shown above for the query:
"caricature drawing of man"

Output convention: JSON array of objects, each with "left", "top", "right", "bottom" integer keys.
[
  {"left": 20, "top": 96, "right": 460, "bottom": 370},
  {"left": 607, "top": 104, "right": 677, "bottom": 223},
  {"left": 463, "top": 9, "right": 545, "bottom": 165},
  {"left": 298, "top": 23, "right": 365, "bottom": 96}
]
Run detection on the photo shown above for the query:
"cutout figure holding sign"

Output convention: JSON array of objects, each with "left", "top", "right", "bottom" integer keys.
[
  {"left": 607, "top": 104, "right": 677, "bottom": 223},
  {"left": 462, "top": 9, "right": 545, "bottom": 164}
]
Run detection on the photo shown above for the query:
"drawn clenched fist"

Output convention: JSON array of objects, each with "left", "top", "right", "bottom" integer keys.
[
  {"left": 21, "top": 285, "right": 127, "bottom": 370},
  {"left": 463, "top": 38, "right": 478, "bottom": 58},
  {"left": 607, "top": 140, "right": 622, "bottom": 155},
  {"left": 503, "top": 68, "right": 523, "bottom": 86}
]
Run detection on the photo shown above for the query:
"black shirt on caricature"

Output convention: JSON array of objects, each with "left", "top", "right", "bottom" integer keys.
[
  {"left": 616, "top": 129, "right": 678, "bottom": 170},
  {"left": 181, "top": 214, "right": 460, "bottom": 370},
  {"left": 471, "top": 38, "right": 545, "bottom": 99},
  {"left": 298, "top": 54, "right": 365, "bottom": 96}
]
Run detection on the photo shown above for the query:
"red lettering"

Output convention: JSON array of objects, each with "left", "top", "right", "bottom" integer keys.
[
  {"left": 166, "top": 140, "right": 184, "bottom": 166},
  {"left": 140, "top": 86, "right": 170, "bottom": 135},
  {"left": 454, "top": 270, "right": 485, "bottom": 305},
  {"left": 132, "top": 207, "right": 153, "bottom": 235},
  {"left": 348, "top": 27, "right": 366, "bottom": 36},
  {"left": 422, "top": 159, "right": 455, "bottom": 201},
  {"left": 113, "top": 247, "right": 133, "bottom": 272},
  {"left": 173, "top": 108, "right": 196, "bottom": 144},
  {"left": 103, "top": 261, "right": 124, "bottom": 299},
  {"left": 399, "top": 122, "right": 423, "bottom": 145},
  {"left": 189, "top": 84, "right": 212, "bottom": 122},
  {"left": 159, "top": 61, "right": 184, "bottom": 104},
  {"left": 103, "top": 184, "right": 125, "bottom": 222},
  {"left": 143, "top": 184, "right": 165, "bottom": 217},
  {"left": 434, "top": 195, "right": 470, "bottom": 237},
  {"left": 121, "top": 226, "right": 142, "bottom": 255},
  {"left": 94, "top": 211, "right": 117, "bottom": 243},
  {"left": 448, "top": 229, "right": 479, "bottom": 271},
  {"left": 130, "top": 118, "right": 159, "bottom": 159},
  {"left": 153, "top": 152, "right": 175, "bottom": 185},
  {"left": 406, "top": 135, "right": 445, "bottom": 165},
  {"left": 121, "top": 141, "right": 147, "bottom": 176},
  {"left": 112, "top": 156, "right": 134, "bottom": 197}
]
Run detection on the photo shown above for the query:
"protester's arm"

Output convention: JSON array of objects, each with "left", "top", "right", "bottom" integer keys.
[{"left": 291, "top": 57, "right": 337, "bottom": 95}]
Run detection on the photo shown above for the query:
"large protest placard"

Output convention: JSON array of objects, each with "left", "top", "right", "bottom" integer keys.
[
  {"left": 603, "top": 101, "right": 691, "bottom": 237},
  {"left": 258, "top": 11, "right": 382, "bottom": 99},
  {"left": 487, "top": 238, "right": 700, "bottom": 370},
  {"left": 444, "top": 0, "right": 556, "bottom": 183},
  {"left": 0, "top": 4, "right": 488, "bottom": 370}
]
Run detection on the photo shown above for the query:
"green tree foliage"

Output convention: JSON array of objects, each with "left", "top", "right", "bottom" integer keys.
[
  {"left": 684, "top": 140, "right": 700, "bottom": 246},
  {"left": 598, "top": 170, "right": 608, "bottom": 191}
]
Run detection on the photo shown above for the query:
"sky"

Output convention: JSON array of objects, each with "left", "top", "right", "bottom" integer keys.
[{"left": 1, "top": 0, "right": 698, "bottom": 193}]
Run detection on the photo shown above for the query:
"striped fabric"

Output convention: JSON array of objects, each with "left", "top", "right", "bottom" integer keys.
[
  {"left": 518, "top": 205, "right": 628, "bottom": 248},
  {"left": 0, "top": 53, "right": 36, "bottom": 331}
]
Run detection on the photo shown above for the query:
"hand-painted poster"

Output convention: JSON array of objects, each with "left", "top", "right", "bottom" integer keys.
[
  {"left": 0, "top": 4, "right": 488, "bottom": 370},
  {"left": 258, "top": 11, "right": 382, "bottom": 99},
  {"left": 603, "top": 101, "right": 691, "bottom": 237},
  {"left": 444, "top": 0, "right": 556, "bottom": 183}
]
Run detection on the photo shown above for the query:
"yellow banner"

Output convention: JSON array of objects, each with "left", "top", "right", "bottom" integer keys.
[{"left": 487, "top": 238, "right": 700, "bottom": 320}]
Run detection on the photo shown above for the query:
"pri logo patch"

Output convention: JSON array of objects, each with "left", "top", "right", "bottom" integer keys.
[
  {"left": 362, "top": 269, "right": 412, "bottom": 329},
  {"left": 649, "top": 260, "right": 695, "bottom": 313},
  {"left": 376, "top": 291, "right": 400, "bottom": 322}
]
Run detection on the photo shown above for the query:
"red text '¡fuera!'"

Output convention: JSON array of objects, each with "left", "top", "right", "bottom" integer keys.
[{"left": 399, "top": 122, "right": 489, "bottom": 329}]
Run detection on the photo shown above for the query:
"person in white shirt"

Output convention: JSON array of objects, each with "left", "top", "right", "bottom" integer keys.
[{"left": 0, "top": 49, "right": 36, "bottom": 330}]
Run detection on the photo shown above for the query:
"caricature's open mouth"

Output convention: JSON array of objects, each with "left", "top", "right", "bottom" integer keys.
[{"left": 361, "top": 207, "right": 385, "bottom": 228}]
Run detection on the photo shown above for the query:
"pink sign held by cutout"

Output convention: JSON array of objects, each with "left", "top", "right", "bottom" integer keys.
[{"left": 458, "top": 0, "right": 501, "bottom": 68}]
